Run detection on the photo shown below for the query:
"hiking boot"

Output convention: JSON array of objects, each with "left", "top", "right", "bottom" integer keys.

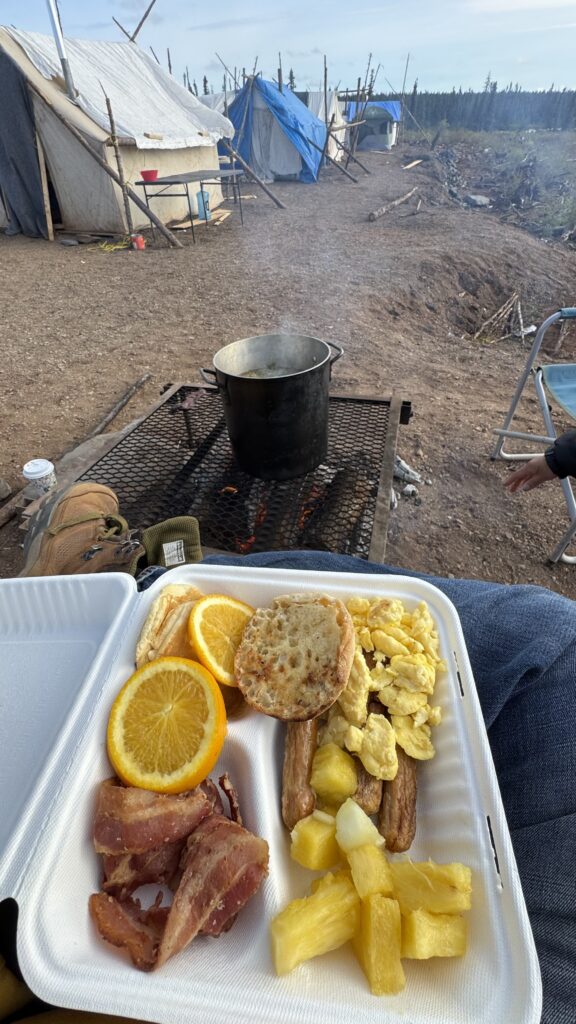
[{"left": 19, "top": 482, "right": 145, "bottom": 577}]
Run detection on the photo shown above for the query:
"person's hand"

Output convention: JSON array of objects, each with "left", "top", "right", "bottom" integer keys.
[{"left": 504, "top": 455, "right": 557, "bottom": 493}]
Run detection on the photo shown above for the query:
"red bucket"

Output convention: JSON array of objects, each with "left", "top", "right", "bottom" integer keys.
[{"left": 140, "top": 169, "right": 158, "bottom": 182}]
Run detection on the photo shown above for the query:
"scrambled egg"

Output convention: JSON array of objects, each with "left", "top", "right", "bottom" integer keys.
[
  {"left": 323, "top": 594, "right": 447, "bottom": 781},
  {"left": 377, "top": 683, "right": 428, "bottom": 716},
  {"left": 344, "top": 713, "right": 398, "bottom": 780},
  {"left": 390, "top": 714, "right": 435, "bottom": 760},
  {"left": 388, "top": 653, "right": 436, "bottom": 694},
  {"left": 336, "top": 646, "right": 374, "bottom": 727}
]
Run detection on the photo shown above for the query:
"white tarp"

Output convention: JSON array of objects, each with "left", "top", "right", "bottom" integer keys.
[
  {"left": 5, "top": 29, "right": 233, "bottom": 150},
  {"left": 199, "top": 91, "right": 238, "bottom": 115},
  {"left": 305, "top": 90, "right": 346, "bottom": 161}
]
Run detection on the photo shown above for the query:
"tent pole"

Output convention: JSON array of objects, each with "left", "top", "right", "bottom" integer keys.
[
  {"left": 221, "top": 141, "right": 286, "bottom": 209},
  {"left": 45, "top": 0, "right": 76, "bottom": 101},
  {"left": 305, "top": 135, "right": 358, "bottom": 182},
  {"left": 104, "top": 93, "right": 134, "bottom": 235},
  {"left": 35, "top": 132, "right": 54, "bottom": 240},
  {"left": 28, "top": 84, "right": 183, "bottom": 247},
  {"left": 318, "top": 113, "right": 335, "bottom": 172},
  {"left": 346, "top": 76, "right": 362, "bottom": 168}
]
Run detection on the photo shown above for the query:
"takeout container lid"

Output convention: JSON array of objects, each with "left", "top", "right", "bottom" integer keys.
[{"left": 0, "top": 566, "right": 542, "bottom": 1024}]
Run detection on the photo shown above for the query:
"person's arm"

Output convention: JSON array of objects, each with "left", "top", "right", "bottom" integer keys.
[
  {"left": 544, "top": 429, "right": 576, "bottom": 478},
  {"left": 504, "top": 429, "right": 576, "bottom": 493}
]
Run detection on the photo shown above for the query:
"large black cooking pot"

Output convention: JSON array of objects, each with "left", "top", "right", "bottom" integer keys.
[{"left": 201, "top": 333, "right": 343, "bottom": 480}]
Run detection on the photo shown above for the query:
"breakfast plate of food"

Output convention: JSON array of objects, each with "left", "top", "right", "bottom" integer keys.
[{"left": 0, "top": 565, "right": 542, "bottom": 1024}]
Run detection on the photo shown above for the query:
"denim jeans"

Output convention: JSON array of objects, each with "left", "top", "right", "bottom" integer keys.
[{"left": 139, "top": 551, "right": 576, "bottom": 1024}]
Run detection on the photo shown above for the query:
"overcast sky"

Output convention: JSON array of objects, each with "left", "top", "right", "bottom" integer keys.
[{"left": 3, "top": 0, "right": 576, "bottom": 92}]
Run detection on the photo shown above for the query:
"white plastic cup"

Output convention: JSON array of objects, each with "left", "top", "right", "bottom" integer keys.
[{"left": 22, "top": 459, "right": 57, "bottom": 497}]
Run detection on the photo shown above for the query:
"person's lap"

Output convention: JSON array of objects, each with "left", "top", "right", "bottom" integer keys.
[{"left": 139, "top": 550, "right": 576, "bottom": 1023}]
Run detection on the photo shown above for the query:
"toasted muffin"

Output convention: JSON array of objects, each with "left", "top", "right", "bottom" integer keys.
[
  {"left": 234, "top": 593, "right": 355, "bottom": 720},
  {"left": 135, "top": 584, "right": 203, "bottom": 667}
]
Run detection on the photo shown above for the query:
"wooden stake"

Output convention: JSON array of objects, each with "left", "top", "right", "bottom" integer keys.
[
  {"left": 112, "top": 16, "right": 131, "bottom": 39},
  {"left": 35, "top": 132, "right": 54, "bottom": 241},
  {"left": 149, "top": 45, "right": 160, "bottom": 64},
  {"left": 85, "top": 374, "right": 152, "bottom": 439},
  {"left": 130, "top": 0, "right": 158, "bottom": 42},
  {"left": 306, "top": 135, "right": 358, "bottom": 182},
  {"left": 330, "top": 130, "right": 371, "bottom": 174},
  {"left": 346, "top": 76, "right": 362, "bottom": 167},
  {"left": 104, "top": 93, "right": 134, "bottom": 235},
  {"left": 28, "top": 84, "right": 183, "bottom": 247},
  {"left": 278, "top": 52, "right": 283, "bottom": 92},
  {"left": 319, "top": 113, "right": 335, "bottom": 170},
  {"left": 221, "top": 141, "right": 286, "bottom": 209},
  {"left": 166, "top": 48, "right": 172, "bottom": 75},
  {"left": 368, "top": 186, "right": 418, "bottom": 221}
]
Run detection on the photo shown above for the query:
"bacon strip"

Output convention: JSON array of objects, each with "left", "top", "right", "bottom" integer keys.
[
  {"left": 218, "top": 772, "right": 243, "bottom": 825},
  {"left": 102, "top": 842, "right": 184, "bottom": 899},
  {"left": 89, "top": 892, "right": 169, "bottom": 971},
  {"left": 93, "top": 778, "right": 213, "bottom": 855},
  {"left": 156, "top": 815, "right": 269, "bottom": 967}
]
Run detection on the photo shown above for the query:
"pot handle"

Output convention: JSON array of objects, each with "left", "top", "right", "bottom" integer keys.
[
  {"left": 200, "top": 367, "right": 218, "bottom": 386},
  {"left": 327, "top": 341, "right": 344, "bottom": 364}
]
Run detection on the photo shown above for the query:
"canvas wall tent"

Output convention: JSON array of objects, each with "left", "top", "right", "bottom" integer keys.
[
  {"left": 198, "top": 91, "right": 238, "bottom": 116},
  {"left": 0, "top": 28, "right": 233, "bottom": 238},
  {"left": 226, "top": 78, "right": 327, "bottom": 183},
  {"left": 345, "top": 99, "right": 402, "bottom": 150},
  {"left": 296, "top": 90, "right": 346, "bottom": 162}
]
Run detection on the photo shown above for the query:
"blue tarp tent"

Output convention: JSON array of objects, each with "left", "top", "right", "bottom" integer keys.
[
  {"left": 227, "top": 78, "right": 327, "bottom": 183},
  {"left": 346, "top": 100, "right": 402, "bottom": 122}
]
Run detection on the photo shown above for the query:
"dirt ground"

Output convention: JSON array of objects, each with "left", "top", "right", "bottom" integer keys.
[{"left": 3, "top": 134, "right": 576, "bottom": 596}]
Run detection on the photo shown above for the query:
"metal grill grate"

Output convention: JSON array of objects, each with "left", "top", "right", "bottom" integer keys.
[{"left": 80, "top": 386, "right": 397, "bottom": 560}]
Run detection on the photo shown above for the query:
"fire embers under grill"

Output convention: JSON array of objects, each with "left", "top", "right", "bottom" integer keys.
[{"left": 198, "top": 456, "right": 378, "bottom": 558}]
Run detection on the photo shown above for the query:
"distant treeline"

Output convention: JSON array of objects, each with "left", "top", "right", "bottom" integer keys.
[{"left": 373, "top": 80, "right": 576, "bottom": 131}]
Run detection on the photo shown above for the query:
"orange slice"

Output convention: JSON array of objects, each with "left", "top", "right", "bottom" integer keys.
[
  {"left": 188, "top": 593, "right": 254, "bottom": 687},
  {"left": 107, "top": 657, "right": 226, "bottom": 793}
]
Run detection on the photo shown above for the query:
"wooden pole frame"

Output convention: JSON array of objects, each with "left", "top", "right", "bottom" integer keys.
[
  {"left": 104, "top": 93, "right": 134, "bottom": 235},
  {"left": 28, "top": 84, "right": 183, "bottom": 247}
]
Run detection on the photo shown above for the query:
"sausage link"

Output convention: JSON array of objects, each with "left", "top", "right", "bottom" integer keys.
[
  {"left": 281, "top": 720, "right": 318, "bottom": 830},
  {"left": 353, "top": 759, "right": 383, "bottom": 815},
  {"left": 378, "top": 745, "right": 417, "bottom": 852}
]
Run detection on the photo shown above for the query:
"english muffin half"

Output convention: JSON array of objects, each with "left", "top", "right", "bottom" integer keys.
[
  {"left": 234, "top": 592, "right": 355, "bottom": 720},
  {"left": 136, "top": 584, "right": 204, "bottom": 667}
]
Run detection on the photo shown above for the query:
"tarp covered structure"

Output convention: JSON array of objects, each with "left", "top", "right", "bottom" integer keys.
[
  {"left": 345, "top": 99, "right": 401, "bottom": 151},
  {"left": 0, "top": 28, "right": 233, "bottom": 237},
  {"left": 227, "top": 78, "right": 327, "bottom": 183}
]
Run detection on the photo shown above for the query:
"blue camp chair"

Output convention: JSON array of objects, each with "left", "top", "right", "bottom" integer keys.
[{"left": 492, "top": 307, "right": 576, "bottom": 563}]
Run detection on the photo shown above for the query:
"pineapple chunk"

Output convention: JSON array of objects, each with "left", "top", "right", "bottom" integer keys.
[
  {"left": 401, "top": 908, "right": 467, "bottom": 959},
  {"left": 390, "top": 861, "right": 472, "bottom": 914},
  {"left": 347, "top": 844, "right": 394, "bottom": 899},
  {"left": 291, "top": 811, "right": 341, "bottom": 871},
  {"left": 353, "top": 895, "right": 405, "bottom": 995},
  {"left": 270, "top": 870, "right": 360, "bottom": 975},
  {"left": 310, "top": 742, "right": 357, "bottom": 806},
  {"left": 335, "top": 797, "right": 384, "bottom": 853}
]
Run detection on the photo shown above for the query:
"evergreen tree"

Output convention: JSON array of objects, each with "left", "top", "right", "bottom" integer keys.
[
  {"left": 288, "top": 67, "right": 296, "bottom": 90},
  {"left": 202, "top": 75, "right": 209, "bottom": 95}
]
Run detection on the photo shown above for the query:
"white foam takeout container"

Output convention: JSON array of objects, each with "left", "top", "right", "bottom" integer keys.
[{"left": 0, "top": 565, "right": 542, "bottom": 1024}]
